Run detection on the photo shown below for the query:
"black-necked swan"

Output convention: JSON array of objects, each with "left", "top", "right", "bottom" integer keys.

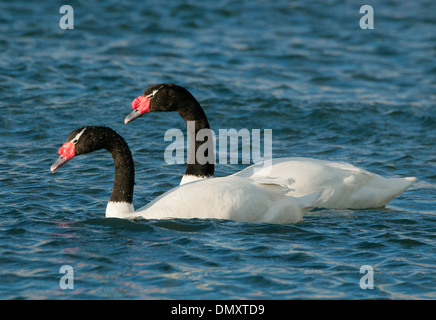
[
  {"left": 50, "top": 126, "right": 319, "bottom": 224},
  {"left": 124, "top": 83, "right": 417, "bottom": 210}
]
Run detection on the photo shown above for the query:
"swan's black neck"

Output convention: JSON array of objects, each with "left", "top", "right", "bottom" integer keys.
[
  {"left": 108, "top": 133, "right": 135, "bottom": 204},
  {"left": 78, "top": 127, "right": 135, "bottom": 204},
  {"left": 148, "top": 84, "right": 215, "bottom": 178},
  {"left": 183, "top": 107, "right": 215, "bottom": 179}
]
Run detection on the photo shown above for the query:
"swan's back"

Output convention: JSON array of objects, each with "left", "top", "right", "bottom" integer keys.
[{"left": 233, "top": 157, "right": 416, "bottom": 209}]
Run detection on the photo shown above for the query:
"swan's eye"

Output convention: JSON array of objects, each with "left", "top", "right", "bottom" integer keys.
[{"left": 72, "top": 139, "right": 78, "bottom": 144}]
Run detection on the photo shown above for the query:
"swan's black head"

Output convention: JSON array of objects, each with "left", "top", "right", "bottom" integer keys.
[
  {"left": 50, "top": 126, "right": 119, "bottom": 173},
  {"left": 124, "top": 83, "right": 200, "bottom": 124}
]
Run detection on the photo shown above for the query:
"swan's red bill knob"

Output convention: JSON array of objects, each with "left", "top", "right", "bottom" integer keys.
[
  {"left": 132, "top": 96, "right": 151, "bottom": 112},
  {"left": 50, "top": 142, "right": 76, "bottom": 173},
  {"left": 124, "top": 96, "right": 151, "bottom": 124}
]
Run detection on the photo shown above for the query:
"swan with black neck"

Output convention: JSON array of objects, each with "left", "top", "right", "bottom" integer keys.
[
  {"left": 51, "top": 126, "right": 319, "bottom": 223},
  {"left": 124, "top": 83, "right": 416, "bottom": 209}
]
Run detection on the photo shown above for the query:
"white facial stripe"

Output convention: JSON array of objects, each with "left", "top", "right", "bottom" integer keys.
[
  {"left": 146, "top": 86, "right": 162, "bottom": 99},
  {"left": 71, "top": 127, "right": 87, "bottom": 144}
]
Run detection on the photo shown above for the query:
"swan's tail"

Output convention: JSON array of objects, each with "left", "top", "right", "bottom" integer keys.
[
  {"left": 391, "top": 176, "right": 417, "bottom": 194},
  {"left": 405, "top": 177, "right": 417, "bottom": 184},
  {"left": 372, "top": 176, "right": 417, "bottom": 208}
]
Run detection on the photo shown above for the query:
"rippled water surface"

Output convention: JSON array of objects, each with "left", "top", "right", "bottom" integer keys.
[{"left": 0, "top": 0, "right": 435, "bottom": 299}]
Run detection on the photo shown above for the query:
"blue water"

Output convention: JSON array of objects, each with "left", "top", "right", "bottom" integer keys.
[{"left": 1, "top": 0, "right": 435, "bottom": 300}]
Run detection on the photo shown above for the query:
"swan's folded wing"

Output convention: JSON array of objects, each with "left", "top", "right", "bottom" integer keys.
[{"left": 250, "top": 176, "right": 295, "bottom": 191}]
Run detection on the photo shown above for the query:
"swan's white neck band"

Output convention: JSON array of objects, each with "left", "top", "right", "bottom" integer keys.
[{"left": 106, "top": 201, "right": 135, "bottom": 219}]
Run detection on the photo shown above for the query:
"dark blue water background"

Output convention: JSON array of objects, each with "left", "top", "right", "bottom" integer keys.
[{"left": 0, "top": 0, "right": 435, "bottom": 299}]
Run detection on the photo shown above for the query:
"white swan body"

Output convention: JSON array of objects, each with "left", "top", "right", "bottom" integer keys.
[
  {"left": 108, "top": 176, "right": 320, "bottom": 224},
  {"left": 231, "top": 157, "right": 416, "bottom": 209}
]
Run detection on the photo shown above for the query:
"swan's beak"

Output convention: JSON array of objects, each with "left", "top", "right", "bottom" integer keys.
[
  {"left": 124, "top": 109, "right": 142, "bottom": 124},
  {"left": 50, "top": 141, "right": 76, "bottom": 173},
  {"left": 50, "top": 156, "right": 71, "bottom": 173},
  {"left": 125, "top": 96, "right": 151, "bottom": 124}
]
